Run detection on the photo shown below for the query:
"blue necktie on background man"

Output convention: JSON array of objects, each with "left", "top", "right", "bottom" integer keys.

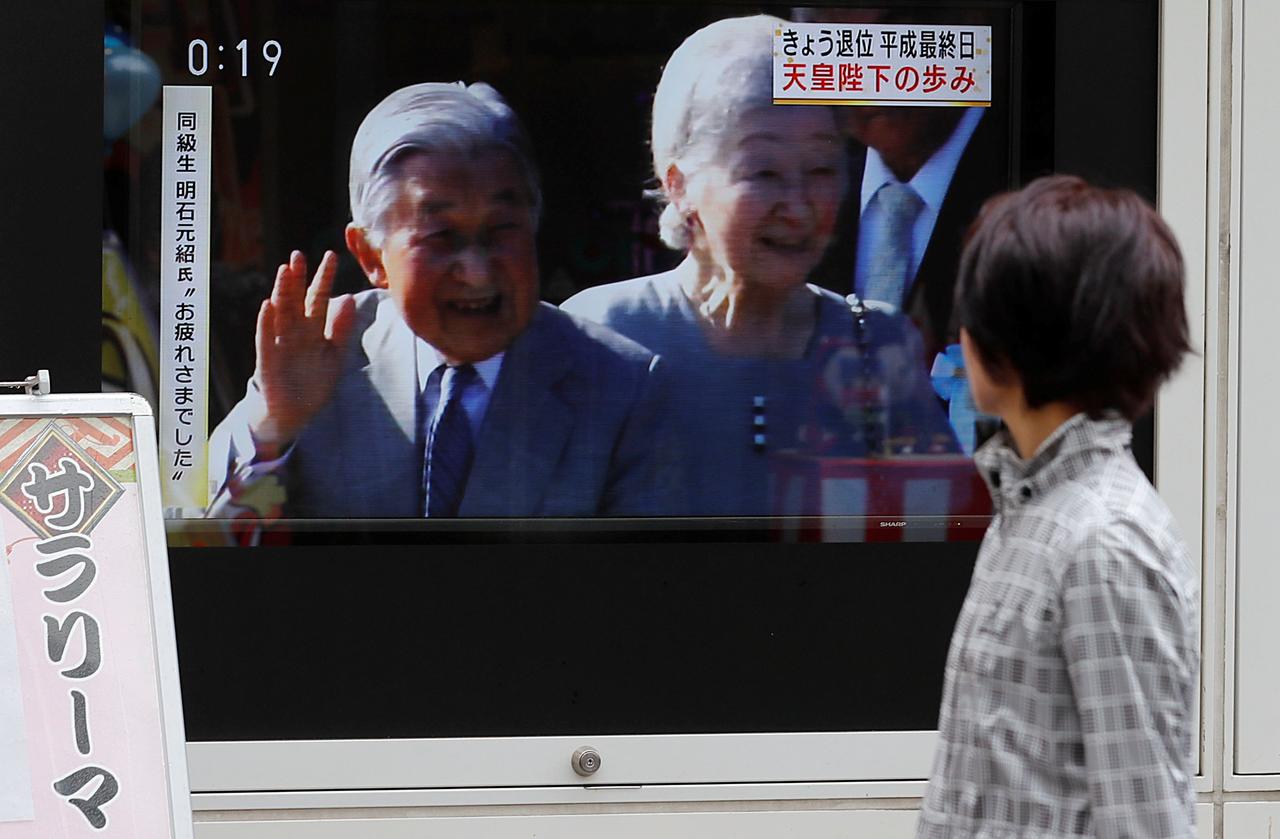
[{"left": 863, "top": 182, "right": 925, "bottom": 308}]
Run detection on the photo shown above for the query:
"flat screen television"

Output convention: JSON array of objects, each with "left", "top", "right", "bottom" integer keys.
[{"left": 4, "top": 0, "right": 1187, "bottom": 795}]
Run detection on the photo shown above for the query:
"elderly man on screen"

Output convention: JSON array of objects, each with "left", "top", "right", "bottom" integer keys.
[{"left": 207, "top": 82, "right": 667, "bottom": 519}]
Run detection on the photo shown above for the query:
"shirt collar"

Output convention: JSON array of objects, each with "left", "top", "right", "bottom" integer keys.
[
  {"left": 974, "top": 411, "right": 1133, "bottom": 511},
  {"left": 859, "top": 107, "right": 984, "bottom": 214},
  {"left": 415, "top": 338, "right": 504, "bottom": 394}
]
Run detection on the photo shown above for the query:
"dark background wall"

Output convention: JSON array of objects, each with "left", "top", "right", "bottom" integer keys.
[{"left": 0, "top": 6, "right": 102, "bottom": 393}]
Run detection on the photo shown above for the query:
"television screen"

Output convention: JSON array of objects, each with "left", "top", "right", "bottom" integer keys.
[
  {"left": 93, "top": 0, "right": 1157, "bottom": 745},
  {"left": 101, "top": 0, "right": 1045, "bottom": 549}
]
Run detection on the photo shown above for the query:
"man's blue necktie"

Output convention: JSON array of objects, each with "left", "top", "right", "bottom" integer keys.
[
  {"left": 424, "top": 364, "right": 478, "bottom": 517},
  {"left": 864, "top": 181, "right": 925, "bottom": 308}
]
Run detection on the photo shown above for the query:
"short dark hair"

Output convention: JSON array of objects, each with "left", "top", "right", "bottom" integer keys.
[{"left": 955, "top": 175, "right": 1190, "bottom": 421}]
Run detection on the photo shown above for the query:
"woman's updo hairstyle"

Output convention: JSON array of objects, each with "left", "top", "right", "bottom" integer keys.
[{"left": 650, "top": 15, "right": 783, "bottom": 250}]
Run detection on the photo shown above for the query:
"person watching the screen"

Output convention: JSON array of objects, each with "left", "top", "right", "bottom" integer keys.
[
  {"left": 207, "top": 82, "right": 668, "bottom": 519},
  {"left": 562, "top": 14, "right": 957, "bottom": 516},
  {"left": 917, "top": 175, "right": 1198, "bottom": 839}
]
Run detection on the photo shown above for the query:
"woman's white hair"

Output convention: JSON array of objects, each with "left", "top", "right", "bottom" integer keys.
[
  {"left": 650, "top": 15, "right": 785, "bottom": 250},
  {"left": 348, "top": 81, "right": 542, "bottom": 246}
]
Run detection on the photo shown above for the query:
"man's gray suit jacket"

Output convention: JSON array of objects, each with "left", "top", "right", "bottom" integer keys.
[{"left": 207, "top": 290, "right": 669, "bottom": 518}]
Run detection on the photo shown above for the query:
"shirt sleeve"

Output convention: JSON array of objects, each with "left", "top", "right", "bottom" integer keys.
[
  {"left": 1060, "top": 524, "right": 1199, "bottom": 839},
  {"left": 204, "top": 443, "right": 295, "bottom": 520}
]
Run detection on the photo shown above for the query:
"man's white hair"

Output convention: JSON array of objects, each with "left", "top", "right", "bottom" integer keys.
[
  {"left": 348, "top": 81, "right": 542, "bottom": 246},
  {"left": 650, "top": 15, "right": 784, "bottom": 250}
]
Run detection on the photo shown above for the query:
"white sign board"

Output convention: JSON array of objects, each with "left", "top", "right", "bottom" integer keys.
[
  {"left": 0, "top": 528, "right": 33, "bottom": 823},
  {"left": 0, "top": 394, "right": 192, "bottom": 838},
  {"left": 773, "top": 23, "right": 993, "bottom": 106}
]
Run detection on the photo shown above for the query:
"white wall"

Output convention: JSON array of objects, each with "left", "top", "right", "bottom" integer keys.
[{"left": 1231, "top": 0, "right": 1280, "bottom": 780}]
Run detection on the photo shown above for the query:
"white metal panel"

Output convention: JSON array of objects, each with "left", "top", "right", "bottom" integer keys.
[
  {"left": 1196, "top": 0, "right": 1234, "bottom": 797},
  {"left": 188, "top": 803, "right": 1222, "bottom": 838},
  {"left": 1225, "top": 776, "right": 1280, "bottom": 793},
  {"left": 193, "top": 809, "right": 922, "bottom": 839},
  {"left": 1156, "top": 0, "right": 1210, "bottom": 605},
  {"left": 191, "top": 783, "right": 929, "bottom": 811},
  {"left": 1232, "top": 0, "right": 1280, "bottom": 777},
  {"left": 1222, "top": 0, "right": 1246, "bottom": 792},
  {"left": 1224, "top": 801, "right": 1280, "bottom": 838},
  {"left": 1196, "top": 803, "right": 1213, "bottom": 839},
  {"left": 190, "top": 802, "right": 1221, "bottom": 838},
  {"left": 187, "top": 732, "right": 936, "bottom": 792},
  {"left": 1157, "top": 0, "right": 1215, "bottom": 784}
]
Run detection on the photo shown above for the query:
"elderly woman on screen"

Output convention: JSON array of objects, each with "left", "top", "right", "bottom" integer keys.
[{"left": 563, "top": 15, "right": 957, "bottom": 516}]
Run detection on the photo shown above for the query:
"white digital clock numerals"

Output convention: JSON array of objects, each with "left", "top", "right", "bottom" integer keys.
[
  {"left": 187, "top": 39, "right": 208, "bottom": 75},
  {"left": 187, "top": 39, "right": 282, "bottom": 77},
  {"left": 263, "top": 40, "right": 282, "bottom": 75}
]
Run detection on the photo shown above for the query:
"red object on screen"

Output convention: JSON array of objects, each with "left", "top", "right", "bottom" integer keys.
[{"left": 770, "top": 453, "right": 991, "bottom": 542}]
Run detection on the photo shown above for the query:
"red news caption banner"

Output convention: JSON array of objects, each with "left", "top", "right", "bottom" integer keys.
[
  {"left": 0, "top": 418, "right": 179, "bottom": 836},
  {"left": 773, "top": 23, "right": 993, "bottom": 106}
]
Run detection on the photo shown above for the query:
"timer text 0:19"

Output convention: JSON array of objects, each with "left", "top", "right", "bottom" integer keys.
[{"left": 188, "top": 39, "right": 282, "bottom": 76}]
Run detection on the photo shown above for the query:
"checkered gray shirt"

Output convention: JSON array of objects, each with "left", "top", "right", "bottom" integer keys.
[{"left": 917, "top": 413, "right": 1199, "bottom": 839}]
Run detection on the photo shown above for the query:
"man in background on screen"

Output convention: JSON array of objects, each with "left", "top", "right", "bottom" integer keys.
[
  {"left": 799, "top": 8, "right": 1007, "bottom": 363},
  {"left": 206, "top": 82, "right": 668, "bottom": 520}
]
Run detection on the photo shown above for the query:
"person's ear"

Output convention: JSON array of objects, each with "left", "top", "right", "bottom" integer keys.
[
  {"left": 664, "top": 163, "right": 701, "bottom": 234},
  {"left": 345, "top": 223, "right": 387, "bottom": 289},
  {"left": 665, "top": 163, "right": 693, "bottom": 215}
]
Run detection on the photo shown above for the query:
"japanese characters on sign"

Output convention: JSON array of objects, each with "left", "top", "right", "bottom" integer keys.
[
  {"left": 772, "top": 23, "right": 993, "bottom": 106},
  {"left": 0, "top": 413, "right": 188, "bottom": 838},
  {"left": 0, "top": 423, "right": 125, "bottom": 831},
  {"left": 159, "top": 87, "right": 213, "bottom": 516}
]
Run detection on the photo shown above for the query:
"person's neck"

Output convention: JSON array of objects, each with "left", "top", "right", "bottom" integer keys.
[
  {"left": 882, "top": 152, "right": 929, "bottom": 184},
  {"left": 877, "top": 110, "right": 965, "bottom": 183},
  {"left": 676, "top": 255, "right": 815, "bottom": 358},
  {"left": 1001, "top": 400, "right": 1081, "bottom": 461}
]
